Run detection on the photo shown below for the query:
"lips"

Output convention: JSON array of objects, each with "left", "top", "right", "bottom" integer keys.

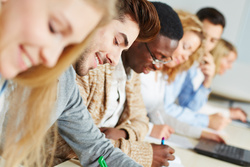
[
  {"left": 175, "top": 58, "right": 180, "bottom": 65},
  {"left": 143, "top": 66, "right": 152, "bottom": 74},
  {"left": 95, "top": 52, "right": 103, "bottom": 65},
  {"left": 19, "top": 45, "right": 34, "bottom": 70}
]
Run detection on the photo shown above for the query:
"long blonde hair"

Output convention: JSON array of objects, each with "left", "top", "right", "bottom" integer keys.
[
  {"left": 1, "top": 0, "right": 117, "bottom": 166},
  {"left": 162, "top": 10, "right": 204, "bottom": 83},
  {"left": 211, "top": 38, "right": 237, "bottom": 74}
]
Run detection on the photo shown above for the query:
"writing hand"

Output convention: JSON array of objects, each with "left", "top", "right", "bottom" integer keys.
[
  {"left": 150, "top": 124, "right": 174, "bottom": 140},
  {"left": 151, "top": 143, "right": 175, "bottom": 167}
]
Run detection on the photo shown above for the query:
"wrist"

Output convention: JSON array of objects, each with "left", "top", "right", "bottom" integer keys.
[
  {"left": 203, "top": 77, "right": 213, "bottom": 88},
  {"left": 120, "top": 129, "right": 129, "bottom": 139}
]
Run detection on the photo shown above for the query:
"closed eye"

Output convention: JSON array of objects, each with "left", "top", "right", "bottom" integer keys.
[
  {"left": 114, "top": 37, "right": 120, "bottom": 46},
  {"left": 49, "top": 20, "right": 57, "bottom": 34}
]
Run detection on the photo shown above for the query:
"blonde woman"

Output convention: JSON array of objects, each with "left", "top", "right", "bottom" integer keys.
[
  {"left": 141, "top": 10, "right": 225, "bottom": 142},
  {"left": 212, "top": 39, "right": 237, "bottom": 75},
  {"left": 198, "top": 39, "right": 247, "bottom": 122},
  {"left": 0, "top": 0, "right": 142, "bottom": 167}
]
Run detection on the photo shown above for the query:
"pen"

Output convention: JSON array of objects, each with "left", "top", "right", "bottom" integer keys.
[
  {"left": 98, "top": 156, "right": 108, "bottom": 167},
  {"left": 161, "top": 137, "right": 165, "bottom": 145}
]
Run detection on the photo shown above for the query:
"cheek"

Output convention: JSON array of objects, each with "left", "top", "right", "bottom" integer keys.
[
  {"left": 165, "top": 61, "right": 176, "bottom": 68},
  {"left": 219, "top": 62, "right": 227, "bottom": 70}
]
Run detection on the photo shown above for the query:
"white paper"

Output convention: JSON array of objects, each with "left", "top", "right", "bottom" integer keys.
[{"left": 145, "top": 134, "right": 194, "bottom": 149}]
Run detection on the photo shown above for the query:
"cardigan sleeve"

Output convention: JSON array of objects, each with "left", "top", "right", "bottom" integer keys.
[
  {"left": 116, "top": 72, "right": 149, "bottom": 141},
  {"left": 110, "top": 138, "right": 153, "bottom": 167}
]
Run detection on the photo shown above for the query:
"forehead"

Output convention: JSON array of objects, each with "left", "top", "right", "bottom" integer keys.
[
  {"left": 149, "top": 35, "right": 179, "bottom": 54},
  {"left": 182, "top": 31, "right": 201, "bottom": 47},
  {"left": 202, "top": 19, "right": 223, "bottom": 39},
  {"left": 227, "top": 51, "right": 237, "bottom": 60},
  {"left": 106, "top": 15, "right": 139, "bottom": 44}
]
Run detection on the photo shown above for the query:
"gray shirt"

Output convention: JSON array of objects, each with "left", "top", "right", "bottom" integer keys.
[{"left": 55, "top": 66, "right": 141, "bottom": 167}]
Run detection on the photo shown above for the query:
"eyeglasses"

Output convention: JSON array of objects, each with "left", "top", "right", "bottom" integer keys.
[{"left": 145, "top": 43, "right": 173, "bottom": 64}]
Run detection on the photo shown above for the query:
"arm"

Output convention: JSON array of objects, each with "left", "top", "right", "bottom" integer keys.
[
  {"left": 178, "top": 66, "right": 211, "bottom": 112},
  {"left": 148, "top": 110, "right": 203, "bottom": 139},
  {"left": 164, "top": 83, "right": 209, "bottom": 127},
  {"left": 110, "top": 138, "right": 153, "bottom": 167},
  {"left": 56, "top": 67, "right": 141, "bottom": 167}
]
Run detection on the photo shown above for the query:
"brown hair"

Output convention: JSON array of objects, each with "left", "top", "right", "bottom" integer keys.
[
  {"left": 117, "top": 0, "right": 160, "bottom": 42},
  {"left": 162, "top": 10, "right": 204, "bottom": 83},
  {"left": 1, "top": 0, "right": 117, "bottom": 166},
  {"left": 211, "top": 38, "right": 237, "bottom": 74}
]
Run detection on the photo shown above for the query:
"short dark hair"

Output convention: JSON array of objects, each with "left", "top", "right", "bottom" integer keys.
[
  {"left": 196, "top": 7, "right": 226, "bottom": 28},
  {"left": 117, "top": 0, "right": 161, "bottom": 42},
  {"left": 151, "top": 2, "right": 183, "bottom": 40}
]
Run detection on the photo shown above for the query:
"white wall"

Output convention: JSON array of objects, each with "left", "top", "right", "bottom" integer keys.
[
  {"left": 151, "top": 0, "right": 250, "bottom": 64},
  {"left": 150, "top": 0, "right": 250, "bottom": 100}
]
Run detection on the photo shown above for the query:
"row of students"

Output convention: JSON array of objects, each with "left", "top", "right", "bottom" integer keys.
[
  {"left": 141, "top": 9, "right": 225, "bottom": 142},
  {"left": 49, "top": 4, "right": 244, "bottom": 167},
  {"left": 141, "top": 6, "right": 245, "bottom": 144},
  {"left": 49, "top": 2, "right": 183, "bottom": 167},
  {"left": 0, "top": 1, "right": 246, "bottom": 167}
]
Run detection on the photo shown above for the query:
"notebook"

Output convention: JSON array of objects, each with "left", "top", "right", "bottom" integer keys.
[{"left": 194, "top": 139, "right": 250, "bottom": 166}]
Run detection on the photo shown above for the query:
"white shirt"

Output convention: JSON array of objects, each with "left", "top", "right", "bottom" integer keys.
[
  {"left": 0, "top": 76, "right": 7, "bottom": 137},
  {"left": 140, "top": 71, "right": 203, "bottom": 139},
  {"left": 98, "top": 59, "right": 127, "bottom": 128}
]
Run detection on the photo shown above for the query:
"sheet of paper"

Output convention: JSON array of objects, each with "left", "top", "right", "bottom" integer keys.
[
  {"left": 54, "top": 160, "right": 80, "bottom": 167},
  {"left": 145, "top": 134, "right": 194, "bottom": 149},
  {"left": 169, "top": 155, "right": 185, "bottom": 167}
]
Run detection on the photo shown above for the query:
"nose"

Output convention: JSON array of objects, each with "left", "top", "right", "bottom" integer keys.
[
  {"left": 153, "top": 63, "right": 163, "bottom": 70},
  {"left": 182, "top": 52, "right": 190, "bottom": 62},
  {"left": 41, "top": 45, "right": 64, "bottom": 68},
  {"left": 105, "top": 49, "right": 122, "bottom": 66}
]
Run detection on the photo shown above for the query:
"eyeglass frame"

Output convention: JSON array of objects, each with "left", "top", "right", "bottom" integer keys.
[{"left": 144, "top": 43, "right": 173, "bottom": 64}]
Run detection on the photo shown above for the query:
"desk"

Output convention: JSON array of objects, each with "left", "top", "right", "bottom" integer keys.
[
  {"left": 55, "top": 123, "right": 250, "bottom": 167},
  {"left": 171, "top": 124, "right": 250, "bottom": 167}
]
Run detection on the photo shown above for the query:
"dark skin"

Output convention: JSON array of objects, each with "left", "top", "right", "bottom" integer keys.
[{"left": 100, "top": 34, "right": 179, "bottom": 167}]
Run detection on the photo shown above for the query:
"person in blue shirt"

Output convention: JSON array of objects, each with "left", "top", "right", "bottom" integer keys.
[{"left": 162, "top": 7, "right": 232, "bottom": 130}]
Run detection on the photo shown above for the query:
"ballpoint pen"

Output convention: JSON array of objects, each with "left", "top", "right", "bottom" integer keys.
[
  {"left": 98, "top": 156, "right": 108, "bottom": 167},
  {"left": 161, "top": 137, "right": 165, "bottom": 145}
]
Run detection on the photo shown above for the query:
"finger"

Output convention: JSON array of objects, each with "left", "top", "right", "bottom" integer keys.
[
  {"left": 99, "top": 127, "right": 108, "bottom": 132},
  {"left": 166, "top": 146, "right": 175, "bottom": 154},
  {"left": 161, "top": 160, "right": 170, "bottom": 167},
  {"left": 169, "top": 127, "right": 175, "bottom": 134},
  {"left": 220, "top": 137, "right": 226, "bottom": 144},
  {"left": 241, "top": 110, "right": 248, "bottom": 117},
  {"left": 202, "top": 55, "right": 213, "bottom": 64},
  {"left": 165, "top": 154, "right": 175, "bottom": 161},
  {"left": 240, "top": 115, "right": 247, "bottom": 122}
]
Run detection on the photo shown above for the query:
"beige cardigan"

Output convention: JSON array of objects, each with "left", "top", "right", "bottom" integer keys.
[
  {"left": 52, "top": 63, "right": 153, "bottom": 167},
  {"left": 77, "top": 63, "right": 153, "bottom": 166}
]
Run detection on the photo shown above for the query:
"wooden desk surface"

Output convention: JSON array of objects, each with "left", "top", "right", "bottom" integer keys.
[
  {"left": 55, "top": 123, "right": 250, "bottom": 167},
  {"left": 174, "top": 124, "right": 250, "bottom": 167}
]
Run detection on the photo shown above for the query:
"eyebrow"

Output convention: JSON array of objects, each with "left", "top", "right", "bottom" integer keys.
[{"left": 120, "top": 32, "right": 129, "bottom": 47}]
